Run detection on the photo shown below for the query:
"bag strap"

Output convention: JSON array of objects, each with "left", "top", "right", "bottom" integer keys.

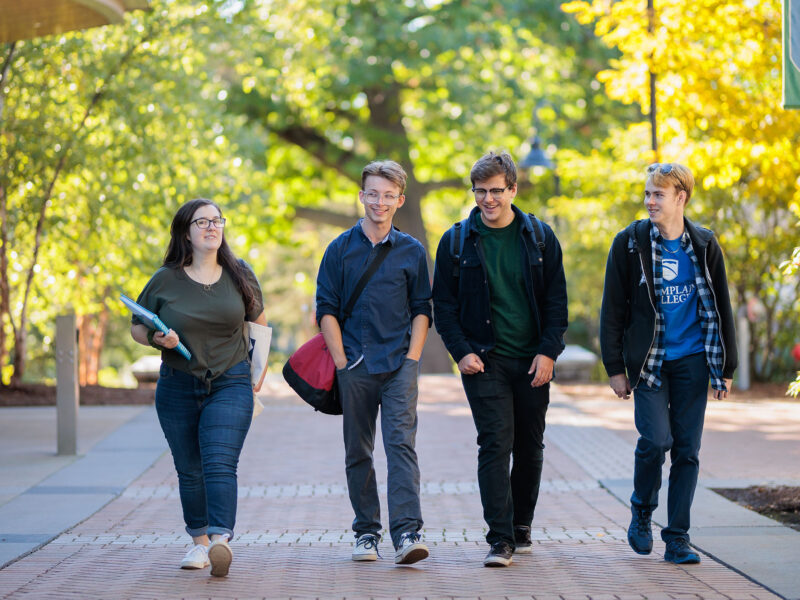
[
  {"left": 450, "top": 213, "right": 545, "bottom": 278},
  {"left": 525, "top": 213, "right": 546, "bottom": 252},
  {"left": 449, "top": 217, "right": 470, "bottom": 276},
  {"left": 341, "top": 242, "right": 392, "bottom": 323}
]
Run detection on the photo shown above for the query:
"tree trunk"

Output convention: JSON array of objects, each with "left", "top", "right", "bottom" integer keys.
[
  {"left": 10, "top": 327, "right": 25, "bottom": 386},
  {"left": 0, "top": 43, "right": 16, "bottom": 382},
  {"left": 77, "top": 302, "right": 109, "bottom": 386},
  {"left": 0, "top": 186, "right": 9, "bottom": 381}
]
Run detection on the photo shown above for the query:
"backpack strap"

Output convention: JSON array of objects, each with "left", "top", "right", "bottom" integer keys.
[
  {"left": 449, "top": 217, "right": 470, "bottom": 277},
  {"left": 626, "top": 220, "right": 642, "bottom": 253},
  {"left": 524, "top": 213, "right": 546, "bottom": 252},
  {"left": 450, "top": 214, "right": 547, "bottom": 277}
]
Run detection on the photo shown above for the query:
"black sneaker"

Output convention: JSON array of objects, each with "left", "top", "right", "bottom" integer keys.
[
  {"left": 664, "top": 538, "right": 700, "bottom": 564},
  {"left": 627, "top": 506, "right": 653, "bottom": 555},
  {"left": 513, "top": 526, "right": 532, "bottom": 554},
  {"left": 483, "top": 541, "right": 513, "bottom": 567}
]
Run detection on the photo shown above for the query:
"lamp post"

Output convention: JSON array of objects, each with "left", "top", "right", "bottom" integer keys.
[{"left": 519, "top": 102, "right": 560, "bottom": 196}]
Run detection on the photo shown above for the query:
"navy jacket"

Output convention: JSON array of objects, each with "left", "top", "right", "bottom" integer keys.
[
  {"left": 432, "top": 205, "right": 568, "bottom": 364},
  {"left": 600, "top": 217, "right": 738, "bottom": 387}
]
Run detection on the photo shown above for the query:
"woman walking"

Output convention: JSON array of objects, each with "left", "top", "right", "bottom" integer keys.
[{"left": 130, "top": 198, "right": 266, "bottom": 577}]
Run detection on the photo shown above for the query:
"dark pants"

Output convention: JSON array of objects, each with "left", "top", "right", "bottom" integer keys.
[
  {"left": 632, "top": 351, "right": 709, "bottom": 543},
  {"left": 155, "top": 360, "right": 253, "bottom": 539},
  {"left": 337, "top": 358, "right": 423, "bottom": 549},
  {"left": 461, "top": 353, "right": 549, "bottom": 547}
]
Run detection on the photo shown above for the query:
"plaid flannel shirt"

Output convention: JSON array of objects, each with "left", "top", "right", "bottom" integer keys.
[{"left": 640, "top": 223, "right": 726, "bottom": 391}]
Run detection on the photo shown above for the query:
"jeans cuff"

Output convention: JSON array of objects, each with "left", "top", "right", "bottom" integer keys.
[
  {"left": 185, "top": 524, "right": 208, "bottom": 538},
  {"left": 208, "top": 525, "right": 234, "bottom": 540}
]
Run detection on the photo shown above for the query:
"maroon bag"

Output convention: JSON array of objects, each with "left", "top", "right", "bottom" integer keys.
[
  {"left": 282, "top": 332, "right": 341, "bottom": 414},
  {"left": 282, "top": 244, "right": 391, "bottom": 415}
]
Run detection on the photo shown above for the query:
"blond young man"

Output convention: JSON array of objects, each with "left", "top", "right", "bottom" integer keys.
[
  {"left": 600, "top": 163, "right": 737, "bottom": 564},
  {"left": 316, "top": 160, "right": 432, "bottom": 565}
]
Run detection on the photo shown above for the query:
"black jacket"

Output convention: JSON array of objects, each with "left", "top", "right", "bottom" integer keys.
[
  {"left": 600, "top": 217, "right": 738, "bottom": 387},
  {"left": 432, "top": 205, "right": 568, "bottom": 363}
]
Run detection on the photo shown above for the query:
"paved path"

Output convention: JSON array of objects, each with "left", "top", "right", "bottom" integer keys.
[{"left": 1, "top": 375, "right": 798, "bottom": 599}]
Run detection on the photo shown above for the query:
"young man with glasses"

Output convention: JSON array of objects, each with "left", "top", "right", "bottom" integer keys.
[
  {"left": 432, "top": 151, "right": 568, "bottom": 566},
  {"left": 316, "top": 160, "right": 432, "bottom": 565},
  {"left": 600, "top": 162, "right": 737, "bottom": 564}
]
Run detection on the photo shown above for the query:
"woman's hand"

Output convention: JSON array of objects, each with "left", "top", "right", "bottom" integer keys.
[{"left": 153, "top": 329, "right": 180, "bottom": 349}]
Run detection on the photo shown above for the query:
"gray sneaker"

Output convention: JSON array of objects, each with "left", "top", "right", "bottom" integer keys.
[
  {"left": 394, "top": 531, "right": 429, "bottom": 565},
  {"left": 352, "top": 533, "right": 380, "bottom": 561}
]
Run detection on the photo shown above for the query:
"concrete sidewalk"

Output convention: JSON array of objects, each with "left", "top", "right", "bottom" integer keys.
[{"left": 0, "top": 375, "right": 798, "bottom": 599}]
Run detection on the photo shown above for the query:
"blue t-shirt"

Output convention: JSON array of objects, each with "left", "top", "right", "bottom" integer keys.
[{"left": 660, "top": 237, "right": 705, "bottom": 360}]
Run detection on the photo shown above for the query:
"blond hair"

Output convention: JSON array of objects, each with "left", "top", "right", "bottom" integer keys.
[
  {"left": 361, "top": 160, "right": 407, "bottom": 193},
  {"left": 646, "top": 162, "right": 695, "bottom": 203}
]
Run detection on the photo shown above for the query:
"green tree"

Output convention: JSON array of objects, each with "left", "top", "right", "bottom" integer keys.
[
  {"left": 0, "top": 3, "right": 284, "bottom": 384},
  {"left": 221, "top": 0, "right": 631, "bottom": 370}
]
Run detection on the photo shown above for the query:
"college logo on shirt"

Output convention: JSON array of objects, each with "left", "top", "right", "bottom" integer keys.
[{"left": 663, "top": 258, "right": 679, "bottom": 282}]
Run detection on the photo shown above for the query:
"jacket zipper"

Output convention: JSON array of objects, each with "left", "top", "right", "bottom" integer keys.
[
  {"left": 703, "top": 251, "right": 727, "bottom": 376},
  {"left": 635, "top": 248, "right": 658, "bottom": 390}
]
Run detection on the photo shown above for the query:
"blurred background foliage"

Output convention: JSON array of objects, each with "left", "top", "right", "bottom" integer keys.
[{"left": 1, "top": 0, "right": 798, "bottom": 390}]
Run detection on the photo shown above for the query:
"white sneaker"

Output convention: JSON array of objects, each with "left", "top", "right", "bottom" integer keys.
[
  {"left": 394, "top": 531, "right": 429, "bottom": 565},
  {"left": 208, "top": 535, "right": 232, "bottom": 577},
  {"left": 352, "top": 534, "right": 380, "bottom": 561},
  {"left": 180, "top": 544, "right": 209, "bottom": 569}
]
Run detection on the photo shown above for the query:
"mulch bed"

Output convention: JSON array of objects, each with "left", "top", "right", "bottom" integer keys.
[
  {"left": 0, "top": 383, "right": 154, "bottom": 406},
  {"left": 714, "top": 486, "right": 800, "bottom": 532}
]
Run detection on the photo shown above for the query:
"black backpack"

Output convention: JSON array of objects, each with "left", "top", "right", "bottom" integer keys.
[{"left": 449, "top": 213, "right": 546, "bottom": 276}]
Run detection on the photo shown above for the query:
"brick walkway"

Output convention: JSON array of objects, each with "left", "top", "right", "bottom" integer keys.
[{"left": 0, "top": 377, "right": 780, "bottom": 599}]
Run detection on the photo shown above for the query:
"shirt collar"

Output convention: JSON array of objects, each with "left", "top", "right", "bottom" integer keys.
[
  {"left": 356, "top": 219, "right": 396, "bottom": 246},
  {"left": 650, "top": 221, "right": 689, "bottom": 248}
]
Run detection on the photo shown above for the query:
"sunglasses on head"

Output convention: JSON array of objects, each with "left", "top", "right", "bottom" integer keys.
[{"left": 647, "top": 162, "right": 673, "bottom": 175}]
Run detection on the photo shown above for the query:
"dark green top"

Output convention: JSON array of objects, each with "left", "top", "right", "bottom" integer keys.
[
  {"left": 133, "top": 263, "right": 264, "bottom": 382},
  {"left": 474, "top": 212, "right": 539, "bottom": 358}
]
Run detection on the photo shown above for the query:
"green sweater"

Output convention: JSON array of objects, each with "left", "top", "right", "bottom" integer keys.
[
  {"left": 475, "top": 213, "right": 539, "bottom": 358},
  {"left": 133, "top": 264, "right": 263, "bottom": 382}
]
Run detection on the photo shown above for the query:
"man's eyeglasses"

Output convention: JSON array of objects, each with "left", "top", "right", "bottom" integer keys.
[
  {"left": 363, "top": 191, "right": 402, "bottom": 206},
  {"left": 647, "top": 162, "right": 673, "bottom": 175},
  {"left": 191, "top": 217, "right": 226, "bottom": 229},
  {"left": 472, "top": 186, "right": 510, "bottom": 201}
]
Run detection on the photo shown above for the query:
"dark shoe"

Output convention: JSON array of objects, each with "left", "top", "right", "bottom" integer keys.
[
  {"left": 513, "top": 526, "right": 532, "bottom": 554},
  {"left": 627, "top": 506, "right": 653, "bottom": 555},
  {"left": 664, "top": 538, "right": 700, "bottom": 564},
  {"left": 483, "top": 541, "right": 513, "bottom": 567},
  {"left": 394, "top": 531, "right": 429, "bottom": 565}
]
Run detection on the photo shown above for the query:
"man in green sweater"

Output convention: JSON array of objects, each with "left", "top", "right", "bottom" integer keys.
[{"left": 432, "top": 151, "right": 568, "bottom": 566}]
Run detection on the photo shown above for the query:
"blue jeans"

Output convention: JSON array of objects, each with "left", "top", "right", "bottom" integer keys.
[
  {"left": 337, "top": 358, "right": 423, "bottom": 549},
  {"left": 155, "top": 359, "right": 253, "bottom": 539},
  {"left": 461, "top": 353, "right": 549, "bottom": 547},
  {"left": 632, "top": 351, "right": 709, "bottom": 543}
]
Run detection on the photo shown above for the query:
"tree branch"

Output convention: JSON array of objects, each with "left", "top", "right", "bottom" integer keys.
[
  {"left": 273, "top": 124, "right": 364, "bottom": 183},
  {"left": 419, "top": 178, "right": 465, "bottom": 194},
  {"left": 292, "top": 206, "right": 357, "bottom": 229}
]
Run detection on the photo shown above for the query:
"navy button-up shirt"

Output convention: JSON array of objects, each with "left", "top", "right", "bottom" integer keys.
[{"left": 316, "top": 220, "right": 432, "bottom": 375}]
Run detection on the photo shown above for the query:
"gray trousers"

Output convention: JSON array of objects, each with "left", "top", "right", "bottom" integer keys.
[{"left": 337, "top": 357, "right": 423, "bottom": 549}]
